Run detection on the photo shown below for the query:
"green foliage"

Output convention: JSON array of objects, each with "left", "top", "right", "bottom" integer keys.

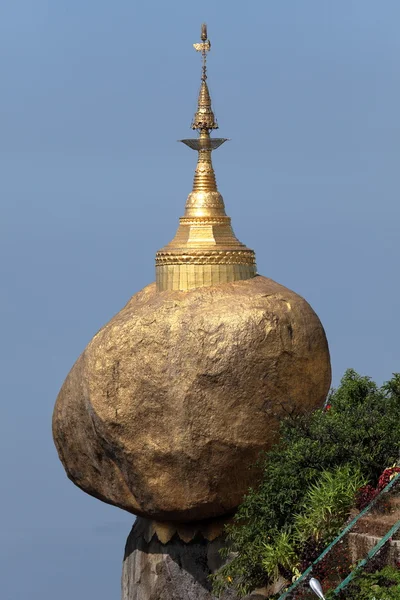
[
  {"left": 326, "top": 566, "right": 400, "bottom": 599},
  {"left": 261, "top": 531, "right": 298, "bottom": 582},
  {"left": 293, "top": 465, "right": 366, "bottom": 544},
  {"left": 211, "top": 370, "right": 400, "bottom": 597},
  {"left": 257, "top": 466, "right": 365, "bottom": 586}
]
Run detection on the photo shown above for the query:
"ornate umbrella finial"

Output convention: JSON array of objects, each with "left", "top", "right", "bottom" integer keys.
[
  {"left": 194, "top": 23, "right": 211, "bottom": 81},
  {"left": 192, "top": 23, "right": 217, "bottom": 130}
]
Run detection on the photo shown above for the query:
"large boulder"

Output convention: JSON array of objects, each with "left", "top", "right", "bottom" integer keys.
[{"left": 53, "top": 275, "right": 331, "bottom": 521}]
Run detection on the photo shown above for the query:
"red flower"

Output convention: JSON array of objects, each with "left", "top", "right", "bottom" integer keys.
[{"left": 378, "top": 467, "right": 400, "bottom": 491}]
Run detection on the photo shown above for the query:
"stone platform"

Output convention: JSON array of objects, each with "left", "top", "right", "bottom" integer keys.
[{"left": 121, "top": 517, "right": 239, "bottom": 600}]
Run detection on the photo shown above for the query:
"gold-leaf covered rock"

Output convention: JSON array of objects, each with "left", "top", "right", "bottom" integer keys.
[{"left": 53, "top": 276, "right": 331, "bottom": 522}]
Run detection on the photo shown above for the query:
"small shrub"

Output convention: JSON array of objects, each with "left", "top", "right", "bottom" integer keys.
[
  {"left": 326, "top": 565, "right": 400, "bottom": 599},
  {"left": 294, "top": 465, "right": 366, "bottom": 544},
  {"left": 356, "top": 484, "right": 378, "bottom": 510},
  {"left": 261, "top": 531, "right": 298, "bottom": 582}
]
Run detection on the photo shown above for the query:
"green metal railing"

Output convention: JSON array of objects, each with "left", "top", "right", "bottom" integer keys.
[
  {"left": 278, "top": 472, "right": 400, "bottom": 599},
  {"left": 333, "top": 517, "right": 400, "bottom": 595}
]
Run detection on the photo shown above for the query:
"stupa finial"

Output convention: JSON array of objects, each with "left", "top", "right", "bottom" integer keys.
[
  {"left": 155, "top": 24, "right": 256, "bottom": 292},
  {"left": 191, "top": 23, "right": 218, "bottom": 131},
  {"left": 194, "top": 23, "right": 210, "bottom": 80}
]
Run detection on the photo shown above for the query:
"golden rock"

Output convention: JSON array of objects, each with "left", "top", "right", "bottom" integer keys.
[
  {"left": 52, "top": 276, "right": 331, "bottom": 522},
  {"left": 53, "top": 26, "right": 331, "bottom": 527}
]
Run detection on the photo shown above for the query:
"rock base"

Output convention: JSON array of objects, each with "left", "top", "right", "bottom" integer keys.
[{"left": 122, "top": 517, "right": 241, "bottom": 600}]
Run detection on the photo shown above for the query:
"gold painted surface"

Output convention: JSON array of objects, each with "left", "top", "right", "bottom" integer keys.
[
  {"left": 53, "top": 276, "right": 332, "bottom": 522},
  {"left": 155, "top": 24, "right": 256, "bottom": 291}
]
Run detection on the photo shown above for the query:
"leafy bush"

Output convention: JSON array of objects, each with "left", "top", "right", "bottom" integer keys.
[
  {"left": 261, "top": 531, "right": 298, "bottom": 582},
  {"left": 326, "top": 566, "right": 400, "bottom": 599},
  {"left": 211, "top": 370, "right": 400, "bottom": 597},
  {"left": 293, "top": 465, "right": 366, "bottom": 545},
  {"left": 257, "top": 466, "right": 365, "bottom": 585},
  {"left": 356, "top": 484, "right": 378, "bottom": 510}
]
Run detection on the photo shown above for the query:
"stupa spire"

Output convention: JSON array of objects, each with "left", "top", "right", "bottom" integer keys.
[
  {"left": 155, "top": 24, "right": 256, "bottom": 292},
  {"left": 191, "top": 23, "right": 218, "bottom": 131}
]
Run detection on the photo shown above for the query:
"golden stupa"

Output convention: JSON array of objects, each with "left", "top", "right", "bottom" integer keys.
[
  {"left": 156, "top": 23, "right": 256, "bottom": 291},
  {"left": 52, "top": 25, "right": 331, "bottom": 526}
]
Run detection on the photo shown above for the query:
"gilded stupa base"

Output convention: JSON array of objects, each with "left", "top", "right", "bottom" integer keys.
[
  {"left": 156, "top": 261, "right": 256, "bottom": 292},
  {"left": 156, "top": 263, "right": 256, "bottom": 292}
]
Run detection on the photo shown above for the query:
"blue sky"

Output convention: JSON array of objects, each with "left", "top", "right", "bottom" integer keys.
[{"left": 1, "top": 1, "right": 399, "bottom": 598}]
